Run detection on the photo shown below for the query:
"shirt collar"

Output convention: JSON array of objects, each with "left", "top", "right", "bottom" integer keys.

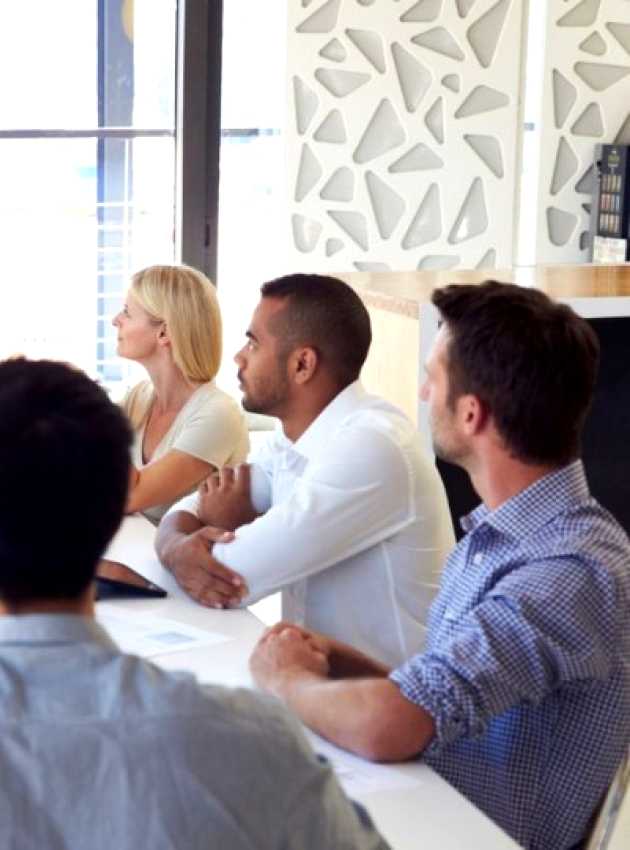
[
  {"left": 289, "top": 380, "right": 368, "bottom": 461},
  {"left": 0, "top": 613, "right": 117, "bottom": 649},
  {"left": 460, "top": 460, "right": 590, "bottom": 540}
]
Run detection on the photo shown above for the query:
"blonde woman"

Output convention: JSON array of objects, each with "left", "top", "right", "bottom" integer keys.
[{"left": 113, "top": 264, "right": 249, "bottom": 523}]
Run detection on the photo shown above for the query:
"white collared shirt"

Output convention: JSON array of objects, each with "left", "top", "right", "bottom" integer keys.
[{"left": 171, "top": 382, "right": 454, "bottom": 666}]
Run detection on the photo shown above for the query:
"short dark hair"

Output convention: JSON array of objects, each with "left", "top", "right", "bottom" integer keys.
[
  {"left": 431, "top": 280, "right": 600, "bottom": 466},
  {"left": 0, "top": 359, "right": 132, "bottom": 604},
  {"left": 260, "top": 274, "right": 372, "bottom": 387}
]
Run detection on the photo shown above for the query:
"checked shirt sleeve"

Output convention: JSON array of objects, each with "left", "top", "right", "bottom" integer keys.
[{"left": 390, "top": 554, "right": 620, "bottom": 754}]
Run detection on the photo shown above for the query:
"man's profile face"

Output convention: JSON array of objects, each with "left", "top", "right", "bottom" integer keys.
[
  {"left": 420, "top": 326, "right": 468, "bottom": 465},
  {"left": 234, "top": 297, "right": 291, "bottom": 416}
]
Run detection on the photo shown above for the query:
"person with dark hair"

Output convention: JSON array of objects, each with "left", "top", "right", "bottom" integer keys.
[
  {"left": 156, "top": 274, "right": 454, "bottom": 666},
  {"left": 248, "top": 281, "right": 630, "bottom": 850},
  {"left": 0, "top": 358, "right": 391, "bottom": 850}
]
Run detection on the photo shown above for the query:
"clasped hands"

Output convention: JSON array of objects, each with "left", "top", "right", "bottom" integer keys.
[
  {"left": 168, "top": 463, "right": 259, "bottom": 609},
  {"left": 250, "top": 623, "right": 334, "bottom": 696}
]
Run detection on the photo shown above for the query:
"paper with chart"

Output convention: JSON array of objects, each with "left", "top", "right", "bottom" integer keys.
[{"left": 97, "top": 605, "right": 232, "bottom": 659}]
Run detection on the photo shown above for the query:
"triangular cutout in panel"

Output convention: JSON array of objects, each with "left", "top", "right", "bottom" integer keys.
[
  {"left": 366, "top": 171, "right": 406, "bottom": 239},
  {"left": 455, "top": 85, "right": 509, "bottom": 118},
  {"left": 448, "top": 177, "right": 488, "bottom": 244},
  {"left": 579, "top": 32, "right": 607, "bottom": 56},
  {"left": 293, "top": 76, "right": 319, "bottom": 135},
  {"left": 297, "top": 0, "right": 341, "bottom": 33},
  {"left": 417, "top": 254, "right": 460, "bottom": 269},
  {"left": 402, "top": 183, "right": 441, "bottom": 249},
  {"left": 354, "top": 99, "right": 406, "bottom": 164},
  {"left": 314, "top": 109, "right": 347, "bottom": 143},
  {"left": 552, "top": 69, "right": 577, "bottom": 129},
  {"left": 315, "top": 68, "right": 371, "bottom": 97},
  {"left": 295, "top": 144, "right": 323, "bottom": 202},
  {"left": 575, "top": 165, "right": 594, "bottom": 195},
  {"left": 476, "top": 248, "right": 497, "bottom": 269},
  {"left": 389, "top": 143, "right": 444, "bottom": 172},
  {"left": 456, "top": 0, "right": 478, "bottom": 17},
  {"left": 320, "top": 167, "right": 354, "bottom": 202},
  {"left": 327, "top": 210, "right": 369, "bottom": 250},
  {"left": 547, "top": 207, "right": 577, "bottom": 247},
  {"left": 442, "top": 74, "right": 461, "bottom": 93},
  {"left": 607, "top": 22, "right": 630, "bottom": 55},
  {"left": 292, "top": 214, "right": 323, "bottom": 253},
  {"left": 319, "top": 38, "right": 347, "bottom": 62},
  {"left": 464, "top": 134, "right": 504, "bottom": 178},
  {"left": 325, "top": 238, "right": 344, "bottom": 257},
  {"left": 391, "top": 42, "right": 432, "bottom": 112},
  {"left": 412, "top": 27, "right": 465, "bottom": 61},
  {"left": 354, "top": 262, "right": 391, "bottom": 271},
  {"left": 614, "top": 113, "right": 630, "bottom": 144},
  {"left": 574, "top": 62, "right": 630, "bottom": 92},
  {"left": 571, "top": 102, "right": 604, "bottom": 137},
  {"left": 557, "top": 0, "right": 601, "bottom": 28},
  {"left": 550, "top": 137, "right": 578, "bottom": 196},
  {"left": 467, "top": 0, "right": 510, "bottom": 69},
  {"left": 346, "top": 29, "right": 386, "bottom": 73},
  {"left": 399, "top": 0, "right": 442, "bottom": 23},
  {"left": 425, "top": 97, "right": 445, "bottom": 144}
]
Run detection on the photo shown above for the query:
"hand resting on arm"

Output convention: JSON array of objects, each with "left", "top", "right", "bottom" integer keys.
[{"left": 249, "top": 624, "right": 435, "bottom": 762}]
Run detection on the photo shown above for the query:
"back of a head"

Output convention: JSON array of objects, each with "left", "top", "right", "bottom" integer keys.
[
  {"left": 260, "top": 273, "right": 372, "bottom": 388},
  {"left": 431, "top": 280, "right": 600, "bottom": 466},
  {"left": 131, "top": 264, "right": 222, "bottom": 383},
  {"left": 0, "top": 359, "right": 132, "bottom": 604}
]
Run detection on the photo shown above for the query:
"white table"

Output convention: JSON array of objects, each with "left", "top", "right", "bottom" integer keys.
[{"left": 100, "top": 518, "right": 519, "bottom": 850}]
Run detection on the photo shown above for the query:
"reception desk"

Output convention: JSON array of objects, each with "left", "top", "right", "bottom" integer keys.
[{"left": 341, "top": 264, "right": 630, "bottom": 423}]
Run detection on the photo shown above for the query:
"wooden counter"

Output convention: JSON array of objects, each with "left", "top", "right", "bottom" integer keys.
[{"left": 340, "top": 264, "right": 630, "bottom": 423}]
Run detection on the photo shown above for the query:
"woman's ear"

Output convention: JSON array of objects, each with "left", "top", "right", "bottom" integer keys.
[{"left": 157, "top": 323, "right": 170, "bottom": 347}]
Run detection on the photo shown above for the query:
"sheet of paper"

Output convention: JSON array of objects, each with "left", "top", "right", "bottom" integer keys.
[
  {"left": 97, "top": 605, "right": 233, "bottom": 659},
  {"left": 306, "top": 733, "right": 420, "bottom": 797}
]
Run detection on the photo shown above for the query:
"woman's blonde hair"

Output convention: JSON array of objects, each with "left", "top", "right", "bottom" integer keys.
[{"left": 130, "top": 264, "right": 222, "bottom": 383}]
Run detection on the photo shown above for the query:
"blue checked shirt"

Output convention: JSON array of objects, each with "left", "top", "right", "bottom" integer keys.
[{"left": 391, "top": 461, "right": 630, "bottom": 850}]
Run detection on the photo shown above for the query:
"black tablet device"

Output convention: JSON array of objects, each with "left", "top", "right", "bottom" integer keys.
[{"left": 95, "top": 560, "right": 167, "bottom": 600}]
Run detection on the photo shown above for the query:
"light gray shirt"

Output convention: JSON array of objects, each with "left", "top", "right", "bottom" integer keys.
[{"left": 0, "top": 614, "right": 388, "bottom": 850}]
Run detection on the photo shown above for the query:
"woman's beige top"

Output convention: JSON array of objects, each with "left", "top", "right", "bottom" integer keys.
[{"left": 122, "top": 380, "right": 249, "bottom": 523}]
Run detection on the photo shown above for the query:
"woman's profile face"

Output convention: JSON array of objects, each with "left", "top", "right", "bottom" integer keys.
[{"left": 112, "top": 292, "right": 162, "bottom": 363}]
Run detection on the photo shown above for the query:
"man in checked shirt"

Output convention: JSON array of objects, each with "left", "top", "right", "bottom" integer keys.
[{"left": 250, "top": 280, "right": 630, "bottom": 850}]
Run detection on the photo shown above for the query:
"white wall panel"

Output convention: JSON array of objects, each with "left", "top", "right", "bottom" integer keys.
[
  {"left": 536, "top": 0, "right": 630, "bottom": 263},
  {"left": 287, "top": 0, "right": 527, "bottom": 273}
]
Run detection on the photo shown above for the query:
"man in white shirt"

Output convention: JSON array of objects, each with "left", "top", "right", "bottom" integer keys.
[{"left": 156, "top": 274, "right": 454, "bottom": 666}]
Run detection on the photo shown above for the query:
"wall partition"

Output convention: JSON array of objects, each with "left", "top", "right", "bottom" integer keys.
[
  {"left": 536, "top": 0, "right": 630, "bottom": 263},
  {"left": 287, "top": 0, "right": 529, "bottom": 273}
]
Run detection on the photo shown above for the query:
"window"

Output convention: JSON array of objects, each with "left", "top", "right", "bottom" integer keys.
[{"left": 0, "top": 0, "right": 177, "bottom": 392}]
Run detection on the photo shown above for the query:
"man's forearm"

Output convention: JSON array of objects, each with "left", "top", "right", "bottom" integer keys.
[
  {"left": 155, "top": 511, "right": 203, "bottom": 571},
  {"left": 270, "top": 673, "right": 435, "bottom": 763}
]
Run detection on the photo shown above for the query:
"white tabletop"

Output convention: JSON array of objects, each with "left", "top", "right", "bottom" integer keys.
[{"left": 100, "top": 517, "right": 519, "bottom": 850}]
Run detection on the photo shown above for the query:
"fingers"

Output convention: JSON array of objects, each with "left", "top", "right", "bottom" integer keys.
[
  {"left": 212, "top": 464, "right": 251, "bottom": 493},
  {"left": 218, "top": 465, "right": 235, "bottom": 489},
  {"left": 197, "top": 525, "right": 235, "bottom": 545},
  {"left": 197, "top": 549, "right": 247, "bottom": 591},
  {"left": 234, "top": 463, "right": 251, "bottom": 492},
  {"left": 175, "top": 562, "right": 247, "bottom": 609},
  {"left": 180, "top": 575, "right": 242, "bottom": 609}
]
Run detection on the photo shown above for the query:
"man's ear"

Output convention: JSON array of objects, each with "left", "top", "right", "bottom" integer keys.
[
  {"left": 458, "top": 393, "right": 488, "bottom": 436},
  {"left": 289, "top": 346, "right": 318, "bottom": 385}
]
